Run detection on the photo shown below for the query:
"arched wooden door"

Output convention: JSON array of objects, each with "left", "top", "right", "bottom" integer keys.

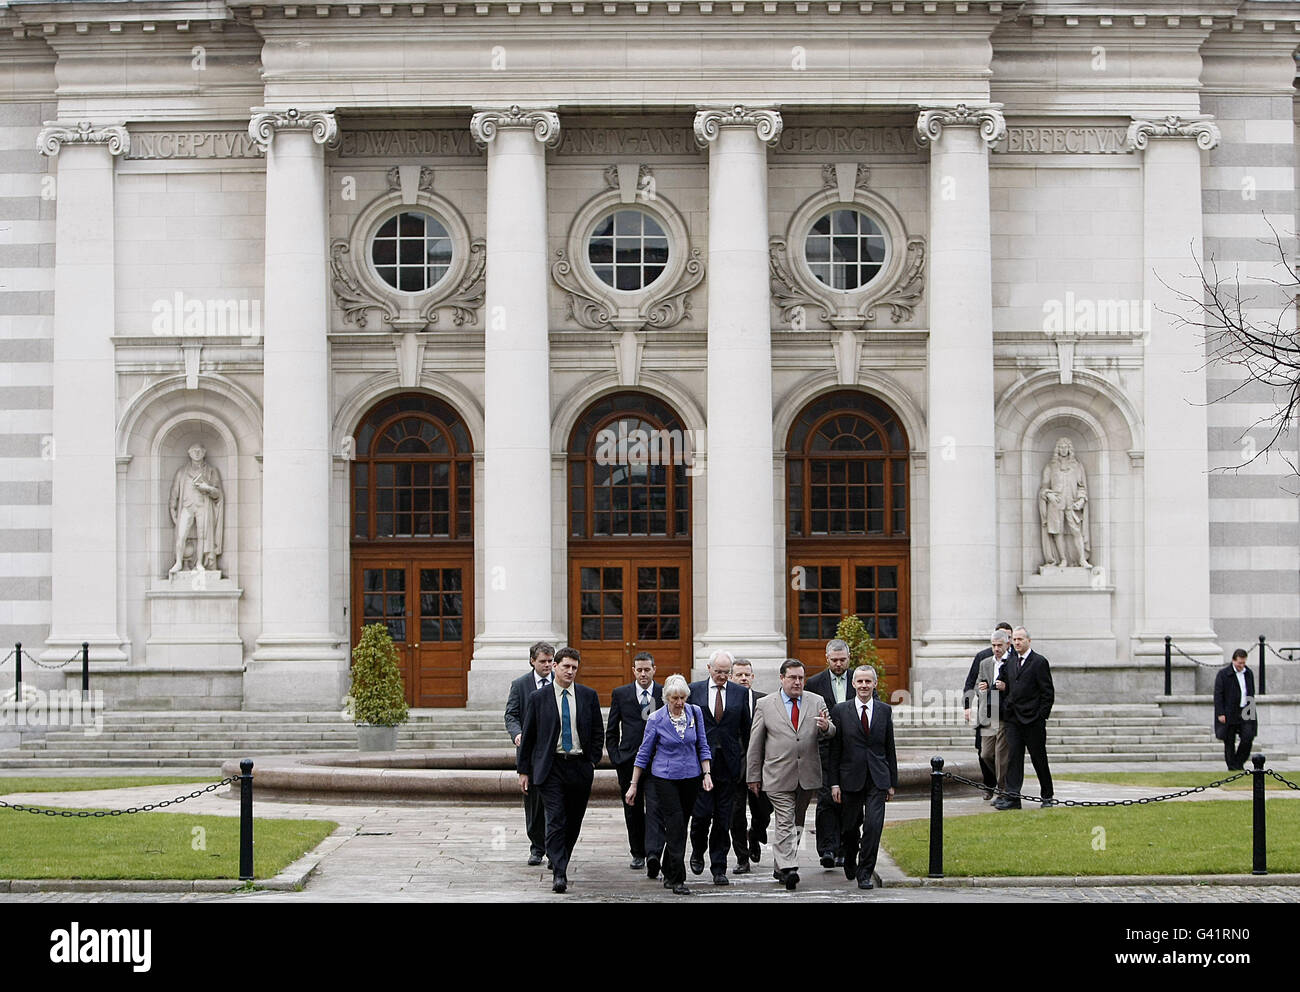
[
  {"left": 786, "top": 391, "right": 911, "bottom": 693},
  {"left": 350, "top": 393, "right": 474, "bottom": 707},
  {"left": 567, "top": 393, "right": 693, "bottom": 703}
]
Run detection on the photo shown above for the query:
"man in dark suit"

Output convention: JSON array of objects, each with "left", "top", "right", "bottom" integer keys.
[
  {"left": 997, "top": 626, "right": 1056, "bottom": 810},
  {"left": 606, "top": 651, "right": 662, "bottom": 871},
  {"left": 829, "top": 664, "right": 897, "bottom": 890},
  {"left": 962, "top": 622, "right": 1013, "bottom": 799},
  {"left": 687, "top": 649, "right": 751, "bottom": 885},
  {"left": 516, "top": 646, "right": 603, "bottom": 893},
  {"left": 806, "top": 638, "right": 852, "bottom": 867},
  {"left": 1215, "top": 648, "right": 1258, "bottom": 770},
  {"left": 504, "top": 640, "right": 555, "bottom": 865},
  {"left": 728, "top": 658, "right": 772, "bottom": 873}
]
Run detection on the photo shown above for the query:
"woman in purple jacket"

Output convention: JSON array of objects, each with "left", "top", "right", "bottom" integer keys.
[{"left": 625, "top": 673, "right": 713, "bottom": 895}]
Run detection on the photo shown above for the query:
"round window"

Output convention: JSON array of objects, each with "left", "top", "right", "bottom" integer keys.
[
  {"left": 804, "top": 209, "right": 888, "bottom": 291},
  {"left": 370, "top": 211, "right": 454, "bottom": 293},
  {"left": 588, "top": 210, "right": 670, "bottom": 291}
]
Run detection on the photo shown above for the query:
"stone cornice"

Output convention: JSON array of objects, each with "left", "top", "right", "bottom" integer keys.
[
  {"left": 915, "top": 103, "right": 1006, "bottom": 145},
  {"left": 37, "top": 120, "right": 131, "bottom": 156},
  {"left": 248, "top": 107, "right": 340, "bottom": 149},
  {"left": 693, "top": 105, "right": 783, "bottom": 146},
  {"left": 1124, "top": 114, "right": 1221, "bottom": 151},
  {"left": 469, "top": 105, "right": 561, "bottom": 147}
]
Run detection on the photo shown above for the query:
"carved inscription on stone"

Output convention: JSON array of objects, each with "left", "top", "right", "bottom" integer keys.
[
  {"left": 774, "top": 127, "right": 920, "bottom": 155},
  {"left": 554, "top": 128, "right": 700, "bottom": 156},
  {"left": 999, "top": 126, "right": 1129, "bottom": 154},
  {"left": 335, "top": 130, "right": 480, "bottom": 158},
  {"left": 126, "top": 131, "right": 263, "bottom": 160}
]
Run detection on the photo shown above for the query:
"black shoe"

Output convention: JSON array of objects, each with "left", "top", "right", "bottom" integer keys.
[
  {"left": 1039, "top": 798, "right": 1057, "bottom": 809},
  {"left": 663, "top": 877, "right": 673, "bottom": 889},
  {"left": 857, "top": 875, "right": 874, "bottom": 890},
  {"left": 982, "top": 790, "right": 995, "bottom": 801},
  {"left": 834, "top": 855, "right": 845, "bottom": 867},
  {"left": 630, "top": 857, "right": 646, "bottom": 869},
  {"left": 527, "top": 853, "right": 543, "bottom": 866},
  {"left": 690, "top": 854, "right": 705, "bottom": 875},
  {"left": 773, "top": 868, "right": 784, "bottom": 881},
  {"left": 993, "top": 800, "right": 1021, "bottom": 810},
  {"left": 748, "top": 836, "right": 762, "bottom": 863},
  {"left": 784, "top": 870, "right": 799, "bottom": 891},
  {"left": 820, "top": 854, "right": 835, "bottom": 869},
  {"left": 545, "top": 858, "right": 554, "bottom": 870},
  {"left": 712, "top": 873, "right": 730, "bottom": 886},
  {"left": 672, "top": 883, "right": 692, "bottom": 895},
  {"left": 552, "top": 874, "right": 568, "bottom": 893},
  {"left": 843, "top": 853, "right": 857, "bottom": 881},
  {"left": 646, "top": 855, "right": 660, "bottom": 880},
  {"left": 734, "top": 860, "right": 752, "bottom": 875}
]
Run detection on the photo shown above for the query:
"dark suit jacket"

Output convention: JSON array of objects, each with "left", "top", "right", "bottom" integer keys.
[
  {"left": 688, "top": 679, "right": 751, "bottom": 782},
  {"left": 605, "top": 681, "right": 663, "bottom": 765},
  {"left": 806, "top": 669, "right": 852, "bottom": 710},
  {"left": 828, "top": 697, "right": 898, "bottom": 793},
  {"left": 1214, "top": 665, "right": 1256, "bottom": 737},
  {"left": 739, "top": 688, "right": 766, "bottom": 752},
  {"left": 963, "top": 647, "right": 993, "bottom": 711},
  {"left": 516, "top": 682, "right": 603, "bottom": 785},
  {"left": 1003, "top": 650, "right": 1054, "bottom": 725},
  {"left": 505, "top": 670, "right": 547, "bottom": 742}
]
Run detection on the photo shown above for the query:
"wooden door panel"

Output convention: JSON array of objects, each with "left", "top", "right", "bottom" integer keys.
[
  {"left": 355, "top": 561, "right": 415, "bottom": 702},
  {"left": 412, "top": 562, "right": 471, "bottom": 708},
  {"left": 571, "top": 561, "right": 629, "bottom": 703}
]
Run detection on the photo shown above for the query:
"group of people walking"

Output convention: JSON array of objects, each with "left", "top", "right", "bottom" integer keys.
[{"left": 506, "top": 639, "right": 897, "bottom": 895}]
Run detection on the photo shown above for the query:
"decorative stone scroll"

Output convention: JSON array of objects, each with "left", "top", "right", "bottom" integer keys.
[
  {"left": 37, "top": 121, "right": 131, "bottom": 157},
  {"left": 247, "top": 108, "right": 339, "bottom": 151},
  {"left": 469, "top": 105, "right": 562, "bottom": 148},
  {"left": 1124, "top": 116, "right": 1221, "bottom": 152},
  {"left": 693, "top": 106, "right": 783, "bottom": 147},
  {"left": 915, "top": 104, "right": 1007, "bottom": 147}
]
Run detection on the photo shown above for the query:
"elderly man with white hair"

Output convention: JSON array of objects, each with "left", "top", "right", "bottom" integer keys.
[{"left": 686, "top": 649, "right": 751, "bottom": 885}]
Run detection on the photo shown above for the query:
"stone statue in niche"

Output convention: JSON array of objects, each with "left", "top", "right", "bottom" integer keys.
[
  {"left": 1039, "top": 436, "right": 1091, "bottom": 568},
  {"left": 168, "top": 444, "right": 224, "bottom": 574}
]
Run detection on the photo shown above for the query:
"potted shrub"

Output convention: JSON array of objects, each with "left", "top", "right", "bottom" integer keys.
[
  {"left": 348, "top": 622, "right": 408, "bottom": 751},
  {"left": 835, "top": 615, "right": 887, "bottom": 702}
]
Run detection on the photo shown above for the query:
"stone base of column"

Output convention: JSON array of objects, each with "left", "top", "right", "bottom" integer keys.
[
  {"left": 911, "top": 634, "right": 989, "bottom": 701},
  {"left": 693, "top": 630, "right": 787, "bottom": 688},
  {"left": 247, "top": 635, "right": 349, "bottom": 711},
  {"left": 40, "top": 638, "right": 129, "bottom": 667},
  {"left": 467, "top": 632, "right": 566, "bottom": 710}
]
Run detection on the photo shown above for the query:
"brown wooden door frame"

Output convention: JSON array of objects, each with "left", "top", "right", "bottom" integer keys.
[{"left": 351, "top": 545, "right": 474, "bottom": 707}]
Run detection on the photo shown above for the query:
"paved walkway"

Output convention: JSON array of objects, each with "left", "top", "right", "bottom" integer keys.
[{"left": 1, "top": 772, "right": 1297, "bottom": 903}]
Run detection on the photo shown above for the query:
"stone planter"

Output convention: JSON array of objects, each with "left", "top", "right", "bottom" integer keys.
[{"left": 356, "top": 724, "right": 399, "bottom": 752}]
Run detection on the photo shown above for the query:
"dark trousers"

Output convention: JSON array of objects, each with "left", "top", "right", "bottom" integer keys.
[
  {"left": 730, "top": 781, "right": 772, "bottom": 862},
  {"left": 690, "top": 777, "right": 736, "bottom": 874},
  {"left": 974, "top": 727, "right": 997, "bottom": 790},
  {"left": 814, "top": 782, "right": 841, "bottom": 858},
  {"left": 537, "top": 756, "right": 594, "bottom": 876},
  {"left": 614, "top": 759, "right": 647, "bottom": 859},
  {"left": 839, "top": 785, "right": 888, "bottom": 880},
  {"left": 1223, "top": 720, "right": 1258, "bottom": 770},
  {"left": 1005, "top": 718, "right": 1054, "bottom": 802},
  {"left": 649, "top": 775, "right": 702, "bottom": 886},
  {"left": 522, "top": 753, "right": 547, "bottom": 856}
]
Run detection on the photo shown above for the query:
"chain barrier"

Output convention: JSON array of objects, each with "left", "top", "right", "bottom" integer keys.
[
  {"left": 0, "top": 776, "right": 239, "bottom": 818},
  {"left": 26, "top": 650, "right": 83, "bottom": 671},
  {"left": 1168, "top": 641, "right": 1224, "bottom": 667},
  {"left": 1265, "top": 769, "right": 1300, "bottom": 792},
  {"left": 943, "top": 769, "right": 1251, "bottom": 808},
  {"left": 1264, "top": 642, "right": 1299, "bottom": 663},
  {"left": 0, "top": 650, "right": 12, "bottom": 668}
]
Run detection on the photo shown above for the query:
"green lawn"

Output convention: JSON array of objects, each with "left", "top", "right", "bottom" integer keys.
[
  {"left": 0, "top": 808, "right": 336, "bottom": 880},
  {"left": 883, "top": 800, "right": 1300, "bottom": 876},
  {"left": 1057, "top": 771, "right": 1297, "bottom": 792},
  {"left": 0, "top": 776, "right": 220, "bottom": 796}
]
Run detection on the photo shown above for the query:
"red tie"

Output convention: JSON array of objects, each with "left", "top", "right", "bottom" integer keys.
[
  {"left": 714, "top": 686, "right": 724, "bottom": 722},
  {"left": 861, "top": 703, "right": 870, "bottom": 737},
  {"left": 791, "top": 698, "right": 799, "bottom": 730}
]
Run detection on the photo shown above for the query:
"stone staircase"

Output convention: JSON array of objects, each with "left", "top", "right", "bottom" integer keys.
[{"left": 0, "top": 702, "right": 1271, "bottom": 770}]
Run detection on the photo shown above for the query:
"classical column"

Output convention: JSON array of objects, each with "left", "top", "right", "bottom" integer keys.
[
  {"left": 912, "top": 104, "right": 1005, "bottom": 684},
  {"left": 1128, "top": 116, "right": 1222, "bottom": 665},
  {"left": 38, "top": 122, "right": 131, "bottom": 666},
  {"left": 246, "top": 108, "right": 347, "bottom": 709},
  {"left": 693, "top": 106, "right": 786, "bottom": 671},
  {"left": 467, "top": 106, "right": 564, "bottom": 704}
]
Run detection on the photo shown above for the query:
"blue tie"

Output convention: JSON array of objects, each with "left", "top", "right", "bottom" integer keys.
[{"left": 561, "top": 689, "right": 573, "bottom": 752}]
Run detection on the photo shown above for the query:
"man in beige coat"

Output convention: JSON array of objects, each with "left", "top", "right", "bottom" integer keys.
[{"left": 746, "top": 658, "right": 836, "bottom": 890}]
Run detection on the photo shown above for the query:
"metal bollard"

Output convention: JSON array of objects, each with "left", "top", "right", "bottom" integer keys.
[
  {"left": 14, "top": 642, "right": 21, "bottom": 702},
  {"left": 1251, "top": 753, "right": 1266, "bottom": 876},
  {"left": 1163, "top": 636, "right": 1171, "bottom": 696},
  {"left": 1258, "top": 635, "right": 1267, "bottom": 696},
  {"left": 928, "top": 756, "right": 944, "bottom": 878},
  {"left": 239, "top": 758, "right": 254, "bottom": 881},
  {"left": 81, "top": 642, "right": 89, "bottom": 699}
]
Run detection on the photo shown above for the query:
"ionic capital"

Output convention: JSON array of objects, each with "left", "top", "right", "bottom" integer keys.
[
  {"left": 248, "top": 108, "right": 340, "bottom": 152},
  {"left": 469, "top": 105, "right": 562, "bottom": 149},
  {"left": 915, "top": 104, "right": 1006, "bottom": 147},
  {"left": 37, "top": 121, "right": 130, "bottom": 157},
  {"left": 693, "top": 105, "right": 783, "bottom": 148},
  {"left": 1125, "top": 115, "right": 1221, "bottom": 152}
]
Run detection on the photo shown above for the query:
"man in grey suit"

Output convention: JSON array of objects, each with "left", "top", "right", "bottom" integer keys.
[
  {"left": 504, "top": 640, "right": 555, "bottom": 865},
  {"left": 975, "top": 629, "right": 1013, "bottom": 800},
  {"left": 829, "top": 665, "right": 897, "bottom": 891},
  {"left": 746, "top": 659, "right": 836, "bottom": 891}
]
